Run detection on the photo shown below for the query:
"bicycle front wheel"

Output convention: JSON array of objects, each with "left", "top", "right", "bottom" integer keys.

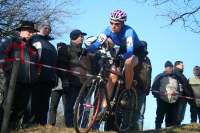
[
  {"left": 114, "top": 87, "right": 137, "bottom": 132},
  {"left": 73, "top": 76, "right": 103, "bottom": 133}
]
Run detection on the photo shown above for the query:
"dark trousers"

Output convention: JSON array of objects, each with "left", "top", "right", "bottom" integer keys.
[
  {"left": 48, "top": 89, "right": 67, "bottom": 125},
  {"left": 190, "top": 105, "right": 200, "bottom": 123},
  {"left": 155, "top": 99, "right": 178, "bottom": 129},
  {"left": 63, "top": 85, "right": 80, "bottom": 127},
  {"left": 23, "top": 82, "right": 53, "bottom": 127},
  {"left": 133, "top": 91, "right": 146, "bottom": 131},
  {"left": 9, "top": 83, "right": 31, "bottom": 129},
  {"left": 176, "top": 99, "right": 187, "bottom": 125}
]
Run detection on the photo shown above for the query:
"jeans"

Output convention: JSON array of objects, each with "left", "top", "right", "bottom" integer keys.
[
  {"left": 134, "top": 91, "right": 146, "bottom": 131},
  {"left": 48, "top": 90, "right": 67, "bottom": 125},
  {"left": 63, "top": 85, "right": 80, "bottom": 127},
  {"left": 177, "top": 99, "right": 187, "bottom": 125}
]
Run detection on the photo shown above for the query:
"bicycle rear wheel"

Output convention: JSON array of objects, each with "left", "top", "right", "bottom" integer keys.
[
  {"left": 73, "top": 76, "right": 103, "bottom": 133},
  {"left": 114, "top": 87, "right": 137, "bottom": 132}
]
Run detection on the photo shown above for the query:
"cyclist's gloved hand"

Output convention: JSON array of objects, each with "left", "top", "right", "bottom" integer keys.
[{"left": 114, "top": 55, "right": 123, "bottom": 67}]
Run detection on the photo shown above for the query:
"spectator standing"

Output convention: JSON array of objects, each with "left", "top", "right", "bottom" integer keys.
[
  {"left": 174, "top": 61, "right": 193, "bottom": 125},
  {"left": 152, "top": 61, "right": 179, "bottom": 129},
  {"left": 133, "top": 40, "right": 152, "bottom": 131},
  {"left": 48, "top": 42, "right": 69, "bottom": 126},
  {"left": 56, "top": 29, "right": 87, "bottom": 127},
  {"left": 0, "top": 21, "right": 39, "bottom": 129},
  {"left": 23, "top": 20, "right": 57, "bottom": 126},
  {"left": 188, "top": 66, "right": 200, "bottom": 123}
]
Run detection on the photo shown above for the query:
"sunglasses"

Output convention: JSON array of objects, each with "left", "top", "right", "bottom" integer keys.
[{"left": 110, "top": 21, "right": 121, "bottom": 26}]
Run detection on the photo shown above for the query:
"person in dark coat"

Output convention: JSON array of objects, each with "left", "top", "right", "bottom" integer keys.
[
  {"left": 0, "top": 21, "right": 39, "bottom": 129},
  {"left": 152, "top": 61, "right": 179, "bottom": 129},
  {"left": 22, "top": 20, "right": 57, "bottom": 127},
  {"left": 188, "top": 66, "right": 200, "bottom": 123},
  {"left": 56, "top": 29, "right": 87, "bottom": 127},
  {"left": 133, "top": 40, "right": 152, "bottom": 131},
  {"left": 174, "top": 61, "right": 193, "bottom": 125},
  {"left": 48, "top": 43, "right": 68, "bottom": 126}
]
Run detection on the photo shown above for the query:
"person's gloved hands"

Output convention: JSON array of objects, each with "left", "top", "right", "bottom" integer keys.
[{"left": 114, "top": 55, "right": 123, "bottom": 67}]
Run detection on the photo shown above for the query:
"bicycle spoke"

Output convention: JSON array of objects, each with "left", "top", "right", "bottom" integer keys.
[{"left": 74, "top": 76, "right": 102, "bottom": 133}]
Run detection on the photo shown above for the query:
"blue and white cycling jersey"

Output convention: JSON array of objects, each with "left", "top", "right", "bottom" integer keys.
[{"left": 87, "top": 25, "right": 140, "bottom": 59}]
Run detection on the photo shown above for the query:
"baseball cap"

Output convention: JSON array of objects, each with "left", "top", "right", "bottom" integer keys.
[{"left": 70, "top": 29, "right": 87, "bottom": 40}]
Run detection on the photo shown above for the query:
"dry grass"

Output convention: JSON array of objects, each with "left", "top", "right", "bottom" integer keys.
[
  {"left": 12, "top": 123, "right": 200, "bottom": 133},
  {"left": 143, "top": 123, "right": 200, "bottom": 133},
  {"left": 12, "top": 125, "right": 116, "bottom": 133}
]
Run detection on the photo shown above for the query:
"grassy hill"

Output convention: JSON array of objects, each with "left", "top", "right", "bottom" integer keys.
[
  {"left": 13, "top": 123, "right": 200, "bottom": 133},
  {"left": 143, "top": 123, "right": 200, "bottom": 133}
]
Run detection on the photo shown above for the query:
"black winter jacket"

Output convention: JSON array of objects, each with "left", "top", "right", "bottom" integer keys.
[
  {"left": 57, "top": 42, "right": 84, "bottom": 88},
  {"left": 31, "top": 34, "right": 57, "bottom": 85},
  {"left": 151, "top": 72, "right": 179, "bottom": 99},
  {"left": 173, "top": 68, "right": 193, "bottom": 97}
]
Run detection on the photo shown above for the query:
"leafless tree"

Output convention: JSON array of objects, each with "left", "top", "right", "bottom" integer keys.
[
  {"left": 0, "top": 0, "right": 77, "bottom": 37},
  {"left": 135, "top": 0, "right": 200, "bottom": 33}
]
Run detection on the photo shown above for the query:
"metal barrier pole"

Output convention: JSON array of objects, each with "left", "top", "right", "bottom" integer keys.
[{"left": 1, "top": 51, "right": 20, "bottom": 133}]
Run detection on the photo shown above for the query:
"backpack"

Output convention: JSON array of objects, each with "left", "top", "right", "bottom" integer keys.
[
  {"left": 159, "top": 75, "right": 179, "bottom": 103},
  {"left": 189, "top": 76, "right": 200, "bottom": 107},
  {"left": 134, "top": 56, "right": 152, "bottom": 94}
]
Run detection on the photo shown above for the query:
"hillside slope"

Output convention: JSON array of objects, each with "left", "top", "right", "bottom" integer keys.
[{"left": 13, "top": 123, "right": 200, "bottom": 133}]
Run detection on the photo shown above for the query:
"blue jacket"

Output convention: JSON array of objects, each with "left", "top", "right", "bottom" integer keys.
[{"left": 87, "top": 25, "right": 140, "bottom": 59}]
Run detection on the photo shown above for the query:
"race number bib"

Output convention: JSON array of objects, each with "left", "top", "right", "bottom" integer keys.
[
  {"left": 97, "top": 33, "right": 107, "bottom": 44},
  {"left": 126, "top": 37, "right": 133, "bottom": 48}
]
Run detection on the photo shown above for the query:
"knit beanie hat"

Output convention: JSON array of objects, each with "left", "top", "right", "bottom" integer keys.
[
  {"left": 165, "top": 61, "right": 173, "bottom": 68},
  {"left": 39, "top": 20, "right": 51, "bottom": 31},
  {"left": 193, "top": 66, "right": 200, "bottom": 76}
]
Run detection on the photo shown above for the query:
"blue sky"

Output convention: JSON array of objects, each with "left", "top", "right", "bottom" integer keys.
[{"left": 54, "top": 0, "right": 200, "bottom": 130}]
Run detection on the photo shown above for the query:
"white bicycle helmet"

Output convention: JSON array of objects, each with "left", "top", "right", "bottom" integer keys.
[{"left": 110, "top": 9, "right": 127, "bottom": 22}]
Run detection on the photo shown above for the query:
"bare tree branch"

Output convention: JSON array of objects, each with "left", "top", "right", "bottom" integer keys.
[
  {"left": 0, "top": 0, "right": 77, "bottom": 37},
  {"left": 170, "top": 5, "right": 200, "bottom": 24},
  {"left": 134, "top": 0, "right": 200, "bottom": 33}
]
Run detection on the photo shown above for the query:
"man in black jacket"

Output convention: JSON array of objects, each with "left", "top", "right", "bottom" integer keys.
[
  {"left": 0, "top": 21, "right": 39, "bottom": 129},
  {"left": 152, "top": 61, "right": 179, "bottom": 129},
  {"left": 22, "top": 20, "right": 57, "bottom": 127},
  {"left": 174, "top": 61, "right": 193, "bottom": 125},
  {"left": 56, "top": 29, "right": 87, "bottom": 127},
  {"left": 48, "top": 43, "right": 68, "bottom": 126},
  {"left": 133, "top": 40, "right": 152, "bottom": 131}
]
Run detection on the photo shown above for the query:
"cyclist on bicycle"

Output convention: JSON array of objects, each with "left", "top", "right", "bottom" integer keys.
[{"left": 87, "top": 9, "right": 142, "bottom": 101}]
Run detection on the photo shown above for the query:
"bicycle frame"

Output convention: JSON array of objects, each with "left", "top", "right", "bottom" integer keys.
[{"left": 74, "top": 48, "right": 137, "bottom": 133}]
